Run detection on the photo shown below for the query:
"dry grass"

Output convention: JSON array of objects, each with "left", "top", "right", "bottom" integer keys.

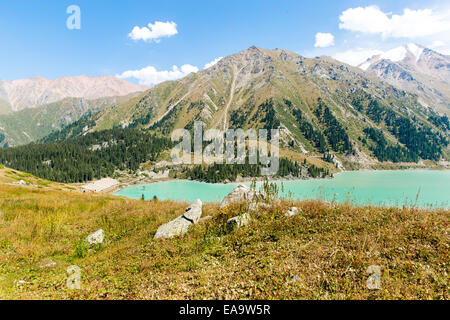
[
  {"left": 0, "top": 183, "right": 448, "bottom": 300},
  {"left": 0, "top": 166, "right": 78, "bottom": 191}
]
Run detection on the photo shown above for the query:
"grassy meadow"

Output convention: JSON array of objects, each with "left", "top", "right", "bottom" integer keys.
[{"left": 0, "top": 176, "right": 448, "bottom": 300}]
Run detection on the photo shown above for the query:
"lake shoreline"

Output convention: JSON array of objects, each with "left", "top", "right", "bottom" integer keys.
[
  {"left": 113, "top": 169, "right": 450, "bottom": 209},
  {"left": 108, "top": 167, "right": 450, "bottom": 195}
]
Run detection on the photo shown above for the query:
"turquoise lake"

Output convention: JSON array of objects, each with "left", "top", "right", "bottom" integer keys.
[{"left": 114, "top": 170, "right": 450, "bottom": 208}]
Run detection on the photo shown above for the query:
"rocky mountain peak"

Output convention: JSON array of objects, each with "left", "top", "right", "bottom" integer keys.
[
  {"left": 0, "top": 75, "right": 149, "bottom": 112},
  {"left": 359, "top": 44, "right": 450, "bottom": 113}
]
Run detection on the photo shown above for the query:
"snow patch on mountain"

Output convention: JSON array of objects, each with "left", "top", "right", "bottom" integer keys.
[
  {"left": 407, "top": 43, "right": 424, "bottom": 62},
  {"left": 382, "top": 46, "right": 408, "bottom": 62}
]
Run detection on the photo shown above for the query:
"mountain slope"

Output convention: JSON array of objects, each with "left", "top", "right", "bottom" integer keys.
[
  {"left": 0, "top": 75, "right": 148, "bottom": 113},
  {"left": 60, "top": 47, "right": 448, "bottom": 168},
  {"left": 0, "top": 94, "right": 140, "bottom": 147},
  {"left": 359, "top": 44, "right": 450, "bottom": 114}
]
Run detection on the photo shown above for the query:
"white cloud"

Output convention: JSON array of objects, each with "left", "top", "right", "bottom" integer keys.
[
  {"left": 339, "top": 6, "right": 450, "bottom": 39},
  {"left": 117, "top": 64, "right": 199, "bottom": 86},
  {"left": 428, "top": 41, "right": 450, "bottom": 55},
  {"left": 204, "top": 57, "right": 223, "bottom": 69},
  {"left": 430, "top": 40, "right": 445, "bottom": 48},
  {"left": 333, "top": 48, "right": 384, "bottom": 66},
  {"left": 314, "top": 33, "right": 335, "bottom": 48},
  {"left": 128, "top": 21, "right": 178, "bottom": 42}
]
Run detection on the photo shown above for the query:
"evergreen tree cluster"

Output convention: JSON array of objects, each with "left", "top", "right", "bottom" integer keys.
[
  {"left": 363, "top": 128, "right": 418, "bottom": 163},
  {"left": 129, "top": 110, "right": 153, "bottom": 129},
  {"left": 0, "top": 127, "right": 172, "bottom": 183},
  {"left": 0, "top": 143, "right": 114, "bottom": 182},
  {"left": 70, "top": 128, "right": 173, "bottom": 171},
  {"left": 313, "top": 100, "right": 354, "bottom": 154},
  {"left": 291, "top": 107, "right": 327, "bottom": 153},
  {"left": 184, "top": 158, "right": 329, "bottom": 183},
  {"left": 230, "top": 107, "right": 252, "bottom": 128},
  {"left": 363, "top": 98, "right": 447, "bottom": 161},
  {"left": 260, "top": 100, "right": 281, "bottom": 135},
  {"left": 428, "top": 114, "right": 450, "bottom": 132},
  {"left": 42, "top": 111, "right": 97, "bottom": 143},
  {"left": 149, "top": 106, "right": 179, "bottom": 135}
]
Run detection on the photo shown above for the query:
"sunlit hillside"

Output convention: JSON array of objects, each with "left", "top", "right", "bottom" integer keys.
[{"left": 0, "top": 178, "right": 447, "bottom": 300}]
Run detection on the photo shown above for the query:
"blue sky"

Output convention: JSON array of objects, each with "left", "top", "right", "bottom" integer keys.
[{"left": 0, "top": 0, "right": 449, "bottom": 84}]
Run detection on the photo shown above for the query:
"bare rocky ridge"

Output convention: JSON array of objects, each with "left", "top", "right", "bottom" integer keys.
[
  {"left": 359, "top": 44, "right": 450, "bottom": 113},
  {"left": 0, "top": 75, "right": 148, "bottom": 112}
]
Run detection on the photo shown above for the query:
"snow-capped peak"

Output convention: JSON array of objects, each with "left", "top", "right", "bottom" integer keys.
[
  {"left": 381, "top": 46, "right": 407, "bottom": 62},
  {"left": 358, "top": 43, "right": 426, "bottom": 70},
  {"left": 406, "top": 43, "right": 424, "bottom": 62},
  {"left": 379, "top": 44, "right": 424, "bottom": 63}
]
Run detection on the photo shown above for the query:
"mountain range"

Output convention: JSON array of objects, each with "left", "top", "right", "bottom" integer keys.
[
  {"left": 44, "top": 46, "right": 449, "bottom": 168},
  {"left": 359, "top": 43, "right": 450, "bottom": 114},
  {"left": 0, "top": 76, "right": 147, "bottom": 146},
  {"left": 0, "top": 75, "right": 147, "bottom": 113},
  {"left": 0, "top": 45, "right": 449, "bottom": 176}
]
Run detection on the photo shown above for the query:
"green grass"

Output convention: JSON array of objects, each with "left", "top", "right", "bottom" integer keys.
[{"left": 0, "top": 184, "right": 448, "bottom": 300}]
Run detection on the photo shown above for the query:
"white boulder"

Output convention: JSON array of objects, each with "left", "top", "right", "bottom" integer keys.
[
  {"left": 86, "top": 229, "right": 105, "bottom": 246},
  {"left": 226, "top": 213, "right": 251, "bottom": 232},
  {"left": 220, "top": 185, "right": 263, "bottom": 209},
  {"left": 285, "top": 207, "right": 301, "bottom": 217},
  {"left": 154, "top": 200, "right": 203, "bottom": 239}
]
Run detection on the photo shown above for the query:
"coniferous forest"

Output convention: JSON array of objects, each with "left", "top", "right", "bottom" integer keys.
[
  {"left": 0, "top": 93, "right": 448, "bottom": 184},
  {"left": 0, "top": 128, "right": 172, "bottom": 183},
  {"left": 362, "top": 97, "right": 447, "bottom": 161},
  {"left": 184, "top": 158, "right": 329, "bottom": 183}
]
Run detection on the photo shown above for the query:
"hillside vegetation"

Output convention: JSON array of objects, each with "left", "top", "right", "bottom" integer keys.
[
  {"left": 0, "top": 128, "right": 172, "bottom": 183},
  {"left": 0, "top": 182, "right": 448, "bottom": 300},
  {"left": 0, "top": 94, "right": 140, "bottom": 147},
  {"left": 1, "top": 47, "right": 449, "bottom": 186},
  {"left": 15, "top": 47, "right": 447, "bottom": 172},
  {"left": 0, "top": 165, "right": 77, "bottom": 191}
]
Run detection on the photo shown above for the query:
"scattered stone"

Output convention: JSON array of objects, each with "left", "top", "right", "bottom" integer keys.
[
  {"left": 41, "top": 261, "right": 56, "bottom": 268},
  {"left": 285, "top": 207, "right": 301, "bottom": 217},
  {"left": 39, "top": 258, "right": 56, "bottom": 268},
  {"left": 226, "top": 213, "right": 251, "bottom": 232},
  {"left": 154, "top": 200, "right": 203, "bottom": 239},
  {"left": 154, "top": 161, "right": 172, "bottom": 169},
  {"left": 86, "top": 229, "right": 105, "bottom": 247},
  {"left": 15, "top": 280, "right": 28, "bottom": 287},
  {"left": 220, "top": 185, "right": 263, "bottom": 209},
  {"left": 17, "top": 180, "right": 26, "bottom": 185}
]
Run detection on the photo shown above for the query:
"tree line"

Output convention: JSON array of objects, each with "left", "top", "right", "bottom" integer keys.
[
  {"left": 363, "top": 97, "right": 447, "bottom": 161},
  {"left": 0, "top": 127, "right": 172, "bottom": 183},
  {"left": 183, "top": 158, "right": 329, "bottom": 183}
]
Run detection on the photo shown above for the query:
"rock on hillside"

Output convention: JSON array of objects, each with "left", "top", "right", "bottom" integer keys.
[
  {"left": 154, "top": 200, "right": 203, "bottom": 239},
  {"left": 220, "top": 185, "right": 264, "bottom": 209}
]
